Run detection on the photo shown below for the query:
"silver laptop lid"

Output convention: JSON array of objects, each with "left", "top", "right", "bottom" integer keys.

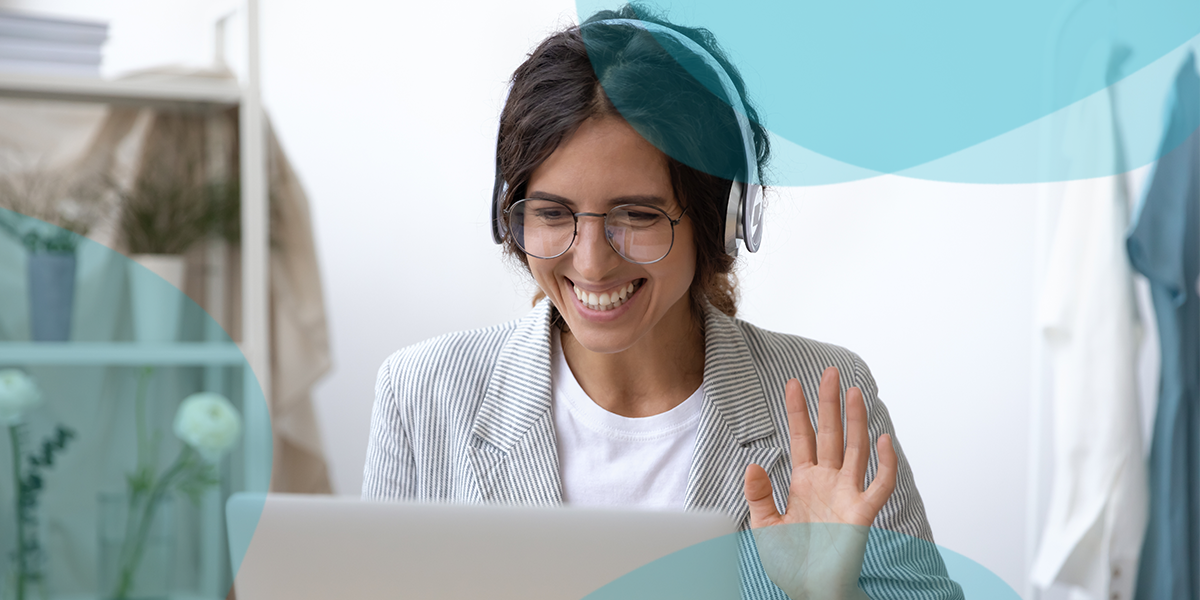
[{"left": 227, "top": 493, "right": 742, "bottom": 600}]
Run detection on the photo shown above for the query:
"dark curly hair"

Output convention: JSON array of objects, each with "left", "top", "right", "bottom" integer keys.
[{"left": 498, "top": 4, "right": 770, "bottom": 320}]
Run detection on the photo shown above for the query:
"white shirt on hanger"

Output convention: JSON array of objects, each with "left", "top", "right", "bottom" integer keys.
[{"left": 1031, "top": 71, "right": 1148, "bottom": 600}]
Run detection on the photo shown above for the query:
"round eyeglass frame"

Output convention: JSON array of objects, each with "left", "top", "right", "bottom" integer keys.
[{"left": 504, "top": 198, "right": 689, "bottom": 265}]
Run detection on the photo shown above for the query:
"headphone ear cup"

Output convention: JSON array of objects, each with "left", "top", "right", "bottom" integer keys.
[
  {"left": 722, "top": 180, "right": 742, "bottom": 257},
  {"left": 742, "top": 184, "right": 764, "bottom": 253},
  {"left": 491, "top": 175, "right": 508, "bottom": 244}
]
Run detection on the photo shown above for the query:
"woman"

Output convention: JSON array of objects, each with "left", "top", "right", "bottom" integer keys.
[{"left": 363, "top": 6, "right": 962, "bottom": 599}]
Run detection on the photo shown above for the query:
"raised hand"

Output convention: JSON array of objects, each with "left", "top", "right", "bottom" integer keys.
[{"left": 743, "top": 366, "right": 898, "bottom": 600}]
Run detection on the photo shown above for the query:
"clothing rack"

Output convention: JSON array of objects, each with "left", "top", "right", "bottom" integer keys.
[{"left": 1031, "top": 3, "right": 1200, "bottom": 599}]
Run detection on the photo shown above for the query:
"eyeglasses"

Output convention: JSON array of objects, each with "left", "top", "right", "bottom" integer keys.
[{"left": 505, "top": 198, "right": 688, "bottom": 264}]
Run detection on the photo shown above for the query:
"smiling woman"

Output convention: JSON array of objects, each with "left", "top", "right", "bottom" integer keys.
[
  {"left": 497, "top": 10, "right": 751, "bottom": 322},
  {"left": 362, "top": 4, "right": 963, "bottom": 599},
  {"left": 524, "top": 117, "right": 700, "bottom": 387}
]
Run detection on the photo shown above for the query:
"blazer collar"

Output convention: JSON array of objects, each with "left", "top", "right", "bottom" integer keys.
[
  {"left": 471, "top": 298, "right": 556, "bottom": 452},
  {"left": 683, "top": 302, "right": 786, "bottom": 524},
  {"left": 468, "top": 299, "right": 563, "bottom": 505},
  {"left": 469, "top": 298, "right": 786, "bottom": 517},
  {"left": 697, "top": 302, "right": 778, "bottom": 444}
]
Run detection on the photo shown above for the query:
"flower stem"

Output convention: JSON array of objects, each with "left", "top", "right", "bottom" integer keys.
[
  {"left": 114, "top": 486, "right": 143, "bottom": 591},
  {"left": 9, "top": 424, "right": 26, "bottom": 600},
  {"left": 134, "top": 367, "right": 153, "bottom": 473},
  {"left": 112, "top": 447, "right": 192, "bottom": 600}
]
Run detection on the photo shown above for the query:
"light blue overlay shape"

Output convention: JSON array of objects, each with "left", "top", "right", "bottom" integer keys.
[
  {"left": 0, "top": 209, "right": 271, "bottom": 597},
  {"left": 576, "top": 0, "right": 1200, "bottom": 185},
  {"left": 582, "top": 526, "right": 1019, "bottom": 599}
]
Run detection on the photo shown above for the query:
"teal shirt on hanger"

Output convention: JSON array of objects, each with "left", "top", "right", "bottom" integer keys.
[{"left": 1127, "top": 52, "right": 1200, "bottom": 600}]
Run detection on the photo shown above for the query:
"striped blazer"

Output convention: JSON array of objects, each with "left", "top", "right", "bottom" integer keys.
[{"left": 363, "top": 299, "right": 964, "bottom": 599}]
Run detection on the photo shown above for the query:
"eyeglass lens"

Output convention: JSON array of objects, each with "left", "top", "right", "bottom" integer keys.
[{"left": 509, "top": 199, "right": 676, "bottom": 263}]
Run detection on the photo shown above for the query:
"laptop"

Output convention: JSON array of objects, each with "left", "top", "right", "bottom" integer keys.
[{"left": 226, "top": 493, "right": 742, "bottom": 600}]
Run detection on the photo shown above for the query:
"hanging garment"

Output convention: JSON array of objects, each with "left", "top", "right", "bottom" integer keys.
[
  {"left": 1127, "top": 52, "right": 1200, "bottom": 600},
  {"left": 1031, "top": 53, "right": 1149, "bottom": 600}
]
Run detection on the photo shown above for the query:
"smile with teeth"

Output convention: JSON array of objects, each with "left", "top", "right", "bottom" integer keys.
[{"left": 573, "top": 279, "right": 643, "bottom": 311}]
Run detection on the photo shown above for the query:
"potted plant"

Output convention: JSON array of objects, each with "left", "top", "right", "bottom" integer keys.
[
  {"left": 117, "top": 152, "right": 214, "bottom": 343},
  {"left": 0, "top": 168, "right": 113, "bottom": 342}
]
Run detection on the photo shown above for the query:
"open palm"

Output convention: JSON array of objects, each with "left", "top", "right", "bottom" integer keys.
[{"left": 743, "top": 366, "right": 898, "bottom": 600}]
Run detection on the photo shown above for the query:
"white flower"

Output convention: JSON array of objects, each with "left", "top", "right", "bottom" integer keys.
[
  {"left": 0, "top": 369, "right": 42, "bottom": 424},
  {"left": 173, "top": 392, "right": 242, "bottom": 462}
]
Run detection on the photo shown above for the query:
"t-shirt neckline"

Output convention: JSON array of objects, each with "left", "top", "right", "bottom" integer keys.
[{"left": 551, "top": 328, "right": 704, "bottom": 440}]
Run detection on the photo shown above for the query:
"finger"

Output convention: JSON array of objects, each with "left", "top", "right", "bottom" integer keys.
[
  {"left": 863, "top": 434, "right": 898, "bottom": 511},
  {"left": 744, "top": 463, "right": 782, "bottom": 528},
  {"left": 842, "top": 386, "right": 870, "bottom": 487},
  {"left": 785, "top": 378, "right": 816, "bottom": 467},
  {"left": 816, "top": 366, "right": 844, "bottom": 469}
]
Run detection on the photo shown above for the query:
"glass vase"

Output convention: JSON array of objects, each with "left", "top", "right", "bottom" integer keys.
[
  {"left": 97, "top": 492, "right": 174, "bottom": 600},
  {"left": 27, "top": 251, "right": 76, "bottom": 342}
]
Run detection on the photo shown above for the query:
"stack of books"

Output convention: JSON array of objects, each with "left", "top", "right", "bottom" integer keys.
[{"left": 0, "top": 9, "right": 107, "bottom": 77}]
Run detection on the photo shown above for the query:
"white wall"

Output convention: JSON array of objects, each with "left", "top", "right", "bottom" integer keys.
[
  {"left": 739, "top": 178, "right": 1038, "bottom": 592},
  {"left": 3, "top": 0, "right": 1146, "bottom": 596}
]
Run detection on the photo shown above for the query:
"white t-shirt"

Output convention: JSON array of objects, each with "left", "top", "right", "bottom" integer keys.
[{"left": 550, "top": 328, "right": 703, "bottom": 509}]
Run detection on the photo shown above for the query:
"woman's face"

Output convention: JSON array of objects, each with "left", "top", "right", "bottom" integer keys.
[{"left": 524, "top": 115, "right": 697, "bottom": 354}]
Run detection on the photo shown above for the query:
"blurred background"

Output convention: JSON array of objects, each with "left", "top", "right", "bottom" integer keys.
[{"left": 0, "top": 1, "right": 1192, "bottom": 599}]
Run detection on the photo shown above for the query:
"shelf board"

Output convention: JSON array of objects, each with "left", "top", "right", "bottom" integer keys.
[
  {"left": 51, "top": 594, "right": 223, "bottom": 600},
  {"left": 0, "top": 342, "right": 247, "bottom": 366},
  {"left": 0, "top": 71, "right": 241, "bottom": 107}
]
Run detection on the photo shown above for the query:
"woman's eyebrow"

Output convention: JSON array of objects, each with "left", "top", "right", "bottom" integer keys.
[
  {"left": 526, "top": 191, "right": 670, "bottom": 208},
  {"left": 610, "top": 194, "right": 669, "bottom": 207},
  {"left": 527, "top": 191, "right": 574, "bottom": 205}
]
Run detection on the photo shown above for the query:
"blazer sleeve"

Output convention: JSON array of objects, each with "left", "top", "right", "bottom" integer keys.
[
  {"left": 852, "top": 353, "right": 965, "bottom": 600},
  {"left": 362, "top": 351, "right": 418, "bottom": 500}
]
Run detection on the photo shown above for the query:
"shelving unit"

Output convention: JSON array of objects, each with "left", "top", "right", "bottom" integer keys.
[
  {"left": 0, "top": 342, "right": 246, "bottom": 366},
  {"left": 0, "top": 2, "right": 271, "bottom": 598},
  {"left": 0, "top": 1, "right": 269, "bottom": 484},
  {"left": 0, "top": 9, "right": 270, "bottom": 490},
  {"left": 0, "top": 70, "right": 241, "bottom": 106}
]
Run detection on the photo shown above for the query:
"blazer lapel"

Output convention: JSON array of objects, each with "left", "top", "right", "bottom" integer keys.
[
  {"left": 466, "top": 299, "right": 787, "bottom": 517},
  {"left": 685, "top": 305, "right": 787, "bottom": 527},
  {"left": 468, "top": 300, "right": 564, "bottom": 505}
]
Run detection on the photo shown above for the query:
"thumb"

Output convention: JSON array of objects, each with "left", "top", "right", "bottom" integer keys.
[{"left": 744, "top": 463, "right": 781, "bottom": 528}]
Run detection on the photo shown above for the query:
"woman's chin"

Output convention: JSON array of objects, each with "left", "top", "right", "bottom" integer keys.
[
  {"left": 559, "top": 303, "right": 648, "bottom": 355},
  {"left": 562, "top": 326, "right": 639, "bottom": 355}
]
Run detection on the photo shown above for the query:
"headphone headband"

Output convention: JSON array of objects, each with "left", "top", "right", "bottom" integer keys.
[{"left": 491, "top": 17, "right": 764, "bottom": 255}]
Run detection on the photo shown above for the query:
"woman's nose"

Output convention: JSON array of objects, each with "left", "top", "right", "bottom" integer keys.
[{"left": 571, "top": 216, "right": 621, "bottom": 276}]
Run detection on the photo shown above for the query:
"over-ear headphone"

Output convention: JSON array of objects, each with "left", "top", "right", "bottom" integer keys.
[{"left": 490, "top": 18, "right": 764, "bottom": 257}]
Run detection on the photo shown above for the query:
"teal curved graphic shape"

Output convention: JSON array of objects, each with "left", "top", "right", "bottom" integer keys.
[
  {"left": 583, "top": 524, "right": 1019, "bottom": 599},
  {"left": 576, "top": 0, "right": 1200, "bottom": 184},
  {"left": 0, "top": 208, "right": 270, "bottom": 599},
  {"left": 582, "top": 527, "right": 742, "bottom": 599}
]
